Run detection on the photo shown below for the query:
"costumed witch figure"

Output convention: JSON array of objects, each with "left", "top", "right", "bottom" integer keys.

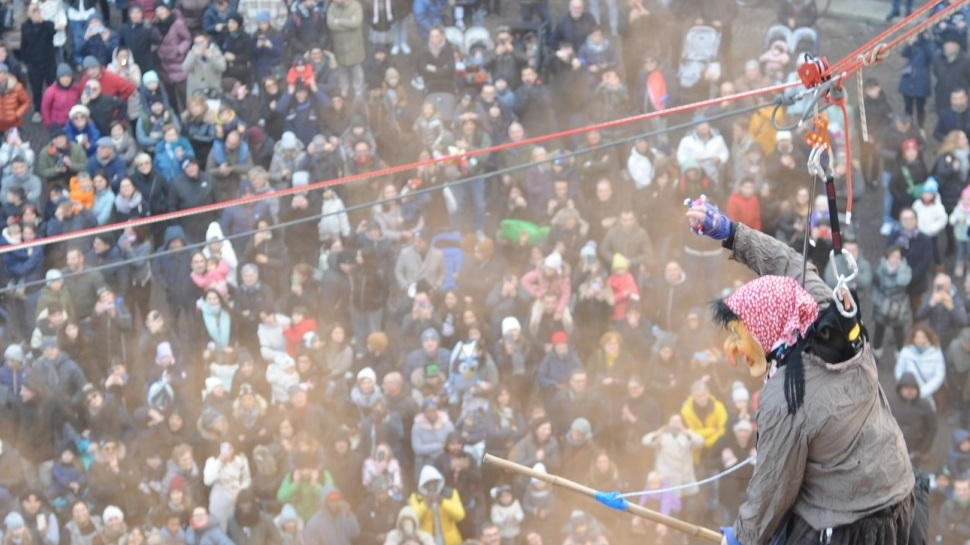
[{"left": 684, "top": 198, "right": 927, "bottom": 545}]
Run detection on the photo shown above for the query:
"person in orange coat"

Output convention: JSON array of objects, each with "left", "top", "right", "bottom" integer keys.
[
  {"left": 725, "top": 178, "right": 762, "bottom": 232},
  {"left": 0, "top": 64, "right": 31, "bottom": 133}
]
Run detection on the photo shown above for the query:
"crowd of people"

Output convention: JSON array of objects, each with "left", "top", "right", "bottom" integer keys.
[{"left": 0, "top": 0, "right": 968, "bottom": 543}]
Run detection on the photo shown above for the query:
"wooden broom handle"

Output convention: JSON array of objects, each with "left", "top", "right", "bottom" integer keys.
[{"left": 482, "top": 453, "right": 723, "bottom": 544}]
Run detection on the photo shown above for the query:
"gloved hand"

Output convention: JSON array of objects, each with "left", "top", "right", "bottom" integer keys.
[
  {"left": 721, "top": 526, "right": 742, "bottom": 545},
  {"left": 685, "top": 195, "right": 732, "bottom": 240}
]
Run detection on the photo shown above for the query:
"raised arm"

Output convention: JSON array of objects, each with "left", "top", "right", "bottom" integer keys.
[{"left": 686, "top": 199, "right": 831, "bottom": 306}]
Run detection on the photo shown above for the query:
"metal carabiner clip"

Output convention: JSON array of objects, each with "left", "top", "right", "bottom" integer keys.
[{"left": 829, "top": 248, "right": 859, "bottom": 318}]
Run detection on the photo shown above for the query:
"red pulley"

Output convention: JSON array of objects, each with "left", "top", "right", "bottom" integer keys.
[{"left": 797, "top": 54, "right": 830, "bottom": 89}]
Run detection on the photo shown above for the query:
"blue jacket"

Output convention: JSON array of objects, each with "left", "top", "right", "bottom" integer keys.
[
  {"left": 64, "top": 121, "right": 101, "bottom": 157},
  {"left": 898, "top": 36, "right": 934, "bottom": 98},
  {"left": 2, "top": 244, "right": 44, "bottom": 283},
  {"left": 152, "top": 225, "right": 199, "bottom": 310},
  {"left": 536, "top": 349, "right": 582, "bottom": 390},
  {"left": 412, "top": 0, "right": 446, "bottom": 38},
  {"left": 186, "top": 516, "right": 235, "bottom": 545},
  {"left": 251, "top": 32, "right": 284, "bottom": 81},
  {"left": 276, "top": 90, "right": 330, "bottom": 146},
  {"left": 154, "top": 137, "right": 197, "bottom": 182},
  {"left": 86, "top": 155, "right": 127, "bottom": 191}
]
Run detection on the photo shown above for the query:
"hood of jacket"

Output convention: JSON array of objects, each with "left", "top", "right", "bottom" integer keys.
[
  {"left": 417, "top": 465, "right": 444, "bottom": 495},
  {"left": 163, "top": 224, "right": 188, "bottom": 249},
  {"left": 954, "top": 428, "right": 970, "bottom": 447},
  {"left": 205, "top": 221, "right": 226, "bottom": 242}
]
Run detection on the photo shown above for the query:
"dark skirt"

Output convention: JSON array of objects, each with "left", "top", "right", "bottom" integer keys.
[{"left": 780, "top": 481, "right": 927, "bottom": 545}]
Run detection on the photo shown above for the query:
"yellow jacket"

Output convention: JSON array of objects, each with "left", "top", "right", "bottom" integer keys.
[
  {"left": 409, "top": 466, "right": 465, "bottom": 545},
  {"left": 680, "top": 395, "right": 728, "bottom": 450}
]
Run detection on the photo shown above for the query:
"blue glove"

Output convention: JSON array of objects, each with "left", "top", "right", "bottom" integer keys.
[
  {"left": 721, "top": 526, "right": 742, "bottom": 545},
  {"left": 685, "top": 196, "right": 732, "bottom": 240}
]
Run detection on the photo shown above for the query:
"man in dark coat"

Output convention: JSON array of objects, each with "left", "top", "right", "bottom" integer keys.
[
  {"left": 934, "top": 87, "right": 970, "bottom": 142},
  {"left": 120, "top": 5, "right": 158, "bottom": 72},
  {"left": 931, "top": 36, "right": 970, "bottom": 114},
  {"left": 548, "top": 0, "right": 596, "bottom": 51},
  {"left": 152, "top": 225, "right": 200, "bottom": 320},
  {"left": 19, "top": 4, "right": 56, "bottom": 120},
  {"left": 888, "top": 372, "right": 937, "bottom": 468},
  {"left": 168, "top": 158, "right": 217, "bottom": 242}
]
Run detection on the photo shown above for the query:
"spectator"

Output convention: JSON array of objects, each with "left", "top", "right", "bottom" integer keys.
[
  {"left": 549, "top": 0, "right": 596, "bottom": 52},
  {"left": 183, "top": 33, "right": 227, "bottom": 98},
  {"left": 305, "top": 485, "right": 360, "bottom": 545},
  {"left": 917, "top": 272, "right": 968, "bottom": 349},
  {"left": 0, "top": 64, "right": 30, "bottom": 134},
  {"left": 889, "top": 371, "right": 938, "bottom": 468},
  {"left": 895, "top": 325, "right": 946, "bottom": 407},
  {"left": 409, "top": 465, "right": 464, "bottom": 545},
  {"left": 186, "top": 506, "right": 235, "bottom": 545},
  {"left": 938, "top": 472, "right": 970, "bottom": 544},
  {"left": 931, "top": 35, "right": 970, "bottom": 115}
]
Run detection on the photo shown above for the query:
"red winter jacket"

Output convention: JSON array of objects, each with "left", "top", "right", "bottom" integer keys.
[
  {"left": 79, "top": 70, "right": 136, "bottom": 101},
  {"left": 41, "top": 81, "right": 83, "bottom": 128},
  {"left": 725, "top": 192, "right": 762, "bottom": 232}
]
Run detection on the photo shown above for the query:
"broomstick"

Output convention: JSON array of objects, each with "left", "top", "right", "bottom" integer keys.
[{"left": 482, "top": 453, "right": 723, "bottom": 544}]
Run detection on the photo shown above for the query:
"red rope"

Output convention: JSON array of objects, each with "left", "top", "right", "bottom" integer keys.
[{"left": 0, "top": 80, "right": 799, "bottom": 254}]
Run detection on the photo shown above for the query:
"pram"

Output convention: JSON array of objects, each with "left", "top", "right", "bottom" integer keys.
[
  {"left": 763, "top": 24, "right": 819, "bottom": 59},
  {"left": 677, "top": 25, "right": 721, "bottom": 90}
]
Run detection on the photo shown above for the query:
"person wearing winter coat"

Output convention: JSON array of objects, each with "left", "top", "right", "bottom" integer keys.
[
  {"left": 1, "top": 157, "right": 42, "bottom": 205},
  {"left": 355, "top": 480, "right": 401, "bottom": 545},
  {"left": 20, "top": 5, "right": 57, "bottom": 119},
  {"left": 871, "top": 245, "right": 913, "bottom": 356},
  {"left": 384, "top": 505, "right": 435, "bottom": 545},
  {"left": 275, "top": 82, "right": 331, "bottom": 146},
  {"left": 409, "top": 465, "right": 465, "bottom": 545},
  {"left": 182, "top": 34, "right": 227, "bottom": 98},
  {"left": 0, "top": 65, "right": 30, "bottom": 133},
  {"left": 916, "top": 273, "right": 968, "bottom": 349},
  {"left": 186, "top": 507, "right": 235, "bottom": 545},
  {"left": 411, "top": 399, "right": 454, "bottom": 473},
  {"left": 895, "top": 325, "right": 946, "bottom": 407},
  {"left": 203, "top": 440, "right": 252, "bottom": 528},
  {"left": 119, "top": 6, "right": 156, "bottom": 73},
  {"left": 206, "top": 130, "right": 253, "bottom": 202},
  {"left": 168, "top": 158, "right": 216, "bottom": 242},
  {"left": 327, "top": 0, "right": 366, "bottom": 96},
  {"left": 227, "top": 488, "right": 283, "bottom": 545},
  {"left": 154, "top": 5, "right": 191, "bottom": 108},
  {"left": 641, "top": 414, "right": 704, "bottom": 498},
  {"left": 898, "top": 33, "right": 934, "bottom": 128},
  {"left": 304, "top": 485, "right": 361, "bottom": 545},
  {"left": 275, "top": 504, "right": 305, "bottom": 545},
  {"left": 888, "top": 371, "right": 937, "bottom": 467},
  {"left": 135, "top": 99, "right": 181, "bottom": 151},
  {"left": 931, "top": 36, "right": 970, "bottom": 115}
]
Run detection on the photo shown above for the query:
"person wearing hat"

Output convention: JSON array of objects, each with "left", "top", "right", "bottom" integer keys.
[
  {"left": 408, "top": 465, "right": 464, "bottom": 545},
  {"left": 79, "top": 53, "right": 137, "bottom": 103},
  {"left": 64, "top": 102, "right": 102, "bottom": 158},
  {"left": 402, "top": 328, "right": 450, "bottom": 380},
  {"left": 535, "top": 331, "right": 581, "bottom": 404},
  {"left": 37, "top": 123, "right": 87, "bottom": 188},
  {"left": 217, "top": 15, "right": 250, "bottom": 86},
  {"left": 0, "top": 61, "right": 30, "bottom": 134}
]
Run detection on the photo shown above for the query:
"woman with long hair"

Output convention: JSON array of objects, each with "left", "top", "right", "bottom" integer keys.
[
  {"left": 895, "top": 325, "right": 946, "bottom": 408},
  {"left": 933, "top": 130, "right": 970, "bottom": 255}
]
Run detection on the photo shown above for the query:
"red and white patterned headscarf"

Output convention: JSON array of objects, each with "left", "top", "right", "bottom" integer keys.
[{"left": 724, "top": 276, "right": 820, "bottom": 354}]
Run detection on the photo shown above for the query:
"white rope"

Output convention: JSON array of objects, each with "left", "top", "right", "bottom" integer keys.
[{"left": 617, "top": 456, "right": 755, "bottom": 498}]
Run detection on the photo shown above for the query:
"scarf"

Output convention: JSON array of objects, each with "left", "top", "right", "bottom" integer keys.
[
  {"left": 372, "top": 0, "right": 392, "bottom": 24},
  {"left": 114, "top": 191, "right": 143, "bottom": 214},
  {"left": 156, "top": 14, "right": 173, "bottom": 37},
  {"left": 724, "top": 275, "right": 820, "bottom": 413}
]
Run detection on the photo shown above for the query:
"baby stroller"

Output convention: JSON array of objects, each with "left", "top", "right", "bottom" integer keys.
[
  {"left": 677, "top": 25, "right": 721, "bottom": 91},
  {"left": 764, "top": 24, "right": 819, "bottom": 59},
  {"left": 445, "top": 26, "right": 495, "bottom": 89}
]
